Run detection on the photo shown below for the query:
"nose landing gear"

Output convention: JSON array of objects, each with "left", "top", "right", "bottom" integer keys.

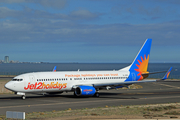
[{"left": 21, "top": 95, "right": 26, "bottom": 100}]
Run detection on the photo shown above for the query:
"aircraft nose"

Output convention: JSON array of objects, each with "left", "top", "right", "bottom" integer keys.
[{"left": 5, "top": 82, "right": 13, "bottom": 90}]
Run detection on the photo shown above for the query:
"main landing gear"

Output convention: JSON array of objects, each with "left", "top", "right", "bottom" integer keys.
[
  {"left": 93, "top": 92, "right": 100, "bottom": 97},
  {"left": 93, "top": 89, "right": 100, "bottom": 97}
]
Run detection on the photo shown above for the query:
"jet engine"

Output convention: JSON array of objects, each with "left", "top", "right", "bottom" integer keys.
[{"left": 74, "top": 86, "right": 96, "bottom": 96}]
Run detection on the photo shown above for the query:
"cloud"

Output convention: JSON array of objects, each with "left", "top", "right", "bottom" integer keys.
[
  {"left": 70, "top": 9, "right": 99, "bottom": 20},
  {"left": 0, "top": 0, "right": 67, "bottom": 9},
  {"left": 0, "top": 0, "right": 25, "bottom": 3},
  {"left": 111, "top": 0, "right": 180, "bottom": 22},
  {"left": 34, "top": 0, "right": 67, "bottom": 9},
  {"left": 1, "top": 13, "right": 180, "bottom": 46},
  {"left": 154, "top": 0, "right": 180, "bottom": 5},
  {"left": 137, "top": 5, "right": 162, "bottom": 16},
  {"left": 0, "top": 6, "right": 101, "bottom": 44},
  {"left": 0, "top": 0, "right": 180, "bottom": 47},
  {"left": 0, "top": 7, "right": 21, "bottom": 18}
]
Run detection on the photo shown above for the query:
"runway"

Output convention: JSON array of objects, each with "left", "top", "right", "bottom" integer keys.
[{"left": 0, "top": 81, "right": 180, "bottom": 115}]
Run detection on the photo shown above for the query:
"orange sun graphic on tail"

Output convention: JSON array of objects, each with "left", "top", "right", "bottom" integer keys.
[{"left": 134, "top": 54, "right": 149, "bottom": 81}]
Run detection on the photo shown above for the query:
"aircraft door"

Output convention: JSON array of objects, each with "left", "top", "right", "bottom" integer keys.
[
  {"left": 29, "top": 75, "right": 35, "bottom": 84},
  {"left": 23, "top": 75, "right": 29, "bottom": 89}
]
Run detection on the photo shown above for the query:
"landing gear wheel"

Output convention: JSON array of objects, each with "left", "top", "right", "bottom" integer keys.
[
  {"left": 22, "top": 95, "right": 26, "bottom": 100},
  {"left": 93, "top": 92, "right": 100, "bottom": 97}
]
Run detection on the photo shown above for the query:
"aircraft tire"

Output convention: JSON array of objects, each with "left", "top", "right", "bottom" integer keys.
[
  {"left": 94, "top": 93, "right": 100, "bottom": 97},
  {"left": 22, "top": 95, "right": 26, "bottom": 100}
]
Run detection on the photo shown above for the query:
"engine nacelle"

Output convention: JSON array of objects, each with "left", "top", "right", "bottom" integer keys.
[{"left": 75, "top": 86, "right": 96, "bottom": 96}]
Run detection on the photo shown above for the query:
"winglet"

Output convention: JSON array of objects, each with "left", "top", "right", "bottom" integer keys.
[
  {"left": 53, "top": 66, "right": 57, "bottom": 72},
  {"left": 162, "top": 67, "right": 172, "bottom": 80}
]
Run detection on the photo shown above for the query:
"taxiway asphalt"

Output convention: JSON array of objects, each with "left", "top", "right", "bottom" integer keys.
[{"left": 0, "top": 81, "right": 180, "bottom": 115}]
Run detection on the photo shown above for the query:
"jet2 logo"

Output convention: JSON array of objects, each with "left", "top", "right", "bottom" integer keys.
[
  {"left": 83, "top": 89, "right": 93, "bottom": 92},
  {"left": 24, "top": 82, "right": 67, "bottom": 90}
]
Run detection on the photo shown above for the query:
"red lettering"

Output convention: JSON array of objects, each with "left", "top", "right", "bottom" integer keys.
[
  {"left": 24, "top": 82, "right": 67, "bottom": 90},
  {"left": 53, "top": 82, "right": 58, "bottom": 88},
  {"left": 34, "top": 82, "right": 37, "bottom": 89},
  {"left": 46, "top": 84, "right": 50, "bottom": 89},
  {"left": 24, "top": 82, "right": 30, "bottom": 90},
  {"left": 30, "top": 84, "right": 34, "bottom": 90},
  {"left": 63, "top": 83, "right": 67, "bottom": 88},
  {"left": 36, "top": 82, "right": 42, "bottom": 89},
  {"left": 58, "top": 83, "right": 63, "bottom": 90}
]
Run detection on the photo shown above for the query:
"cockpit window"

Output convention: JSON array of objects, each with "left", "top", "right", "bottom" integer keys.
[{"left": 12, "top": 79, "right": 23, "bottom": 81}]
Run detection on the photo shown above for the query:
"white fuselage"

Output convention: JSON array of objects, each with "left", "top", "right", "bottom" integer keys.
[{"left": 5, "top": 70, "right": 130, "bottom": 93}]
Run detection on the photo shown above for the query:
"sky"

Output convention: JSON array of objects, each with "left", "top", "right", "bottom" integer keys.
[{"left": 0, "top": 0, "right": 180, "bottom": 63}]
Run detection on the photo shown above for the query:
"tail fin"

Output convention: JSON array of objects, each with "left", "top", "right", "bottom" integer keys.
[{"left": 129, "top": 38, "right": 152, "bottom": 80}]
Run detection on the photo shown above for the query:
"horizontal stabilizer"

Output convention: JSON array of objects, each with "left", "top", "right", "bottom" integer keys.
[
  {"left": 142, "top": 71, "right": 166, "bottom": 75},
  {"left": 142, "top": 67, "right": 173, "bottom": 76}
]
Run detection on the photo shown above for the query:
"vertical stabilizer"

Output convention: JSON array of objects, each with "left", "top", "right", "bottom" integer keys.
[{"left": 127, "top": 39, "right": 152, "bottom": 81}]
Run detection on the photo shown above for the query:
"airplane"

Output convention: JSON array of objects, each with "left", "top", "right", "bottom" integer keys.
[{"left": 5, "top": 38, "right": 172, "bottom": 100}]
